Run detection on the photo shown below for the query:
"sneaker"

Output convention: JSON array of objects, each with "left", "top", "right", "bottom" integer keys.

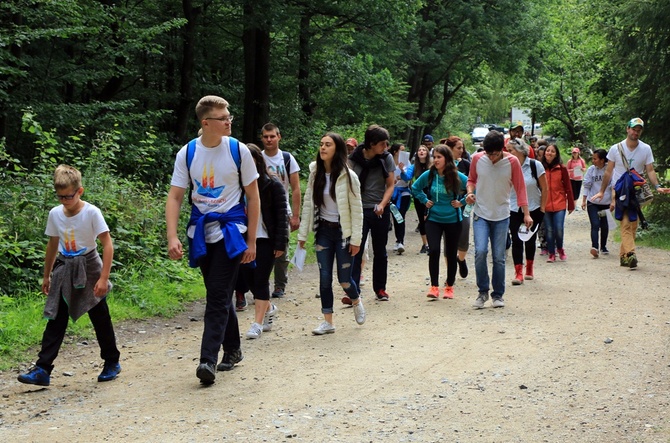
[
  {"left": 375, "top": 290, "right": 390, "bottom": 301},
  {"left": 396, "top": 243, "right": 405, "bottom": 255},
  {"left": 443, "top": 286, "right": 454, "bottom": 299},
  {"left": 393, "top": 242, "right": 399, "bottom": 252},
  {"left": 196, "top": 362, "right": 216, "bottom": 385},
  {"left": 312, "top": 321, "right": 336, "bottom": 335},
  {"left": 341, "top": 295, "right": 353, "bottom": 305},
  {"left": 271, "top": 288, "right": 285, "bottom": 298},
  {"left": 245, "top": 322, "right": 263, "bottom": 339},
  {"left": 217, "top": 349, "right": 244, "bottom": 371},
  {"left": 601, "top": 247, "right": 609, "bottom": 255},
  {"left": 17, "top": 366, "right": 50, "bottom": 386},
  {"left": 419, "top": 244, "right": 429, "bottom": 254},
  {"left": 97, "top": 361, "right": 121, "bottom": 382},
  {"left": 547, "top": 254, "right": 555, "bottom": 263},
  {"left": 473, "top": 293, "right": 489, "bottom": 309},
  {"left": 353, "top": 300, "right": 366, "bottom": 325},
  {"left": 427, "top": 286, "right": 440, "bottom": 299},
  {"left": 627, "top": 252, "right": 638, "bottom": 268},
  {"left": 540, "top": 248, "right": 548, "bottom": 256},
  {"left": 458, "top": 259, "right": 468, "bottom": 278},
  {"left": 558, "top": 248, "right": 567, "bottom": 261},
  {"left": 235, "top": 291, "right": 247, "bottom": 311},
  {"left": 590, "top": 247, "right": 599, "bottom": 258},
  {"left": 492, "top": 298, "right": 505, "bottom": 308},
  {"left": 263, "top": 304, "right": 278, "bottom": 332}
]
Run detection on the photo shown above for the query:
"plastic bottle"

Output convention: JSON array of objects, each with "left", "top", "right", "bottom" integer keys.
[
  {"left": 463, "top": 203, "right": 474, "bottom": 218},
  {"left": 390, "top": 203, "right": 404, "bottom": 223}
]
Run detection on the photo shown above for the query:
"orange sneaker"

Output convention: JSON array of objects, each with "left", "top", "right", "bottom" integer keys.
[
  {"left": 427, "top": 286, "right": 440, "bottom": 299},
  {"left": 443, "top": 286, "right": 454, "bottom": 299}
]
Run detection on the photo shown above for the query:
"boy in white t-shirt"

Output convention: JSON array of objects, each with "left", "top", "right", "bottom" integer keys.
[
  {"left": 166, "top": 95, "right": 260, "bottom": 385},
  {"left": 18, "top": 165, "right": 121, "bottom": 387}
]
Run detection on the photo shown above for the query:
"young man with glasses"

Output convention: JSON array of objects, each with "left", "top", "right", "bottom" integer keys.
[
  {"left": 166, "top": 95, "right": 260, "bottom": 384},
  {"left": 466, "top": 131, "right": 532, "bottom": 309}
]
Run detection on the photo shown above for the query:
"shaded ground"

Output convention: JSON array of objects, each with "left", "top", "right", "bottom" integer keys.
[{"left": 1, "top": 208, "right": 670, "bottom": 442}]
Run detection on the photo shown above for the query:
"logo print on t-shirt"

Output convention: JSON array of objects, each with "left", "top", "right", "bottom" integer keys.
[
  {"left": 61, "top": 228, "right": 87, "bottom": 257},
  {"left": 194, "top": 163, "right": 225, "bottom": 198}
]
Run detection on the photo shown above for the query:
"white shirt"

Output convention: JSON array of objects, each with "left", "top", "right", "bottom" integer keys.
[
  {"left": 607, "top": 139, "right": 654, "bottom": 184},
  {"left": 263, "top": 149, "right": 300, "bottom": 215},
  {"left": 320, "top": 173, "right": 339, "bottom": 222},
  {"left": 45, "top": 202, "right": 108, "bottom": 257}
]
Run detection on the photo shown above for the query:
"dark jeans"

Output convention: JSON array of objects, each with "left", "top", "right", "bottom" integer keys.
[
  {"left": 352, "top": 207, "right": 390, "bottom": 293},
  {"left": 586, "top": 202, "right": 610, "bottom": 250},
  {"left": 392, "top": 194, "right": 412, "bottom": 244},
  {"left": 200, "top": 239, "right": 241, "bottom": 364},
  {"left": 426, "top": 220, "right": 461, "bottom": 287},
  {"left": 240, "top": 238, "right": 274, "bottom": 301},
  {"left": 37, "top": 296, "right": 120, "bottom": 373},
  {"left": 509, "top": 208, "right": 545, "bottom": 265},
  {"left": 413, "top": 198, "right": 428, "bottom": 235},
  {"left": 315, "top": 225, "right": 359, "bottom": 314}
]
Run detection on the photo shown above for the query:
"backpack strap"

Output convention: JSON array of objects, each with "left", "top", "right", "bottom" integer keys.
[
  {"left": 282, "top": 151, "right": 292, "bottom": 176},
  {"left": 185, "top": 137, "right": 244, "bottom": 206},
  {"left": 529, "top": 158, "right": 540, "bottom": 188},
  {"left": 186, "top": 138, "right": 197, "bottom": 205}
]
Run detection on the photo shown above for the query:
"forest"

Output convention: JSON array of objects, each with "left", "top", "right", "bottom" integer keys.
[{"left": 1, "top": 0, "right": 670, "bottom": 338}]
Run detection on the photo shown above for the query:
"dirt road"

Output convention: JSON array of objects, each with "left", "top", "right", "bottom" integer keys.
[{"left": 2, "top": 208, "right": 670, "bottom": 442}]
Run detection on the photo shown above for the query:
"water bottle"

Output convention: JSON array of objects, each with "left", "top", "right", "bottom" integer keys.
[
  {"left": 390, "top": 203, "right": 404, "bottom": 223},
  {"left": 463, "top": 203, "right": 473, "bottom": 218},
  {"left": 597, "top": 209, "right": 607, "bottom": 218}
]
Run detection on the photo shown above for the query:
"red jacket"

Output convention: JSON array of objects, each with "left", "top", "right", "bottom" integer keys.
[{"left": 544, "top": 164, "right": 575, "bottom": 212}]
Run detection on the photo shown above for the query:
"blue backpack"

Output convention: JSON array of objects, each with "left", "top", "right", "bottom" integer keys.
[{"left": 186, "top": 137, "right": 242, "bottom": 205}]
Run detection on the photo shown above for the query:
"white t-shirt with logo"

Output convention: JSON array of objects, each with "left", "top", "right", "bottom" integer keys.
[
  {"left": 262, "top": 149, "right": 300, "bottom": 215},
  {"left": 607, "top": 139, "right": 654, "bottom": 184},
  {"left": 45, "top": 202, "right": 108, "bottom": 257},
  {"left": 170, "top": 136, "right": 259, "bottom": 243}
]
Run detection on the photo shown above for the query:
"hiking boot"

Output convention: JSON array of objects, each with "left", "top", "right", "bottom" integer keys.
[
  {"left": 620, "top": 255, "right": 630, "bottom": 267},
  {"left": 547, "top": 254, "right": 555, "bottom": 263},
  {"left": 235, "top": 291, "right": 247, "bottom": 311},
  {"left": 473, "top": 293, "right": 489, "bottom": 309},
  {"left": 263, "top": 304, "right": 278, "bottom": 332},
  {"left": 396, "top": 243, "right": 405, "bottom": 255},
  {"left": 627, "top": 252, "right": 638, "bottom": 268},
  {"left": 196, "top": 362, "right": 216, "bottom": 385},
  {"left": 492, "top": 298, "right": 505, "bottom": 308},
  {"left": 341, "top": 295, "right": 353, "bottom": 305},
  {"left": 524, "top": 260, "right": 534, "bottom": 280},
  {"left": 427, "top": 286, "right": 440, "bottom": 299},
  {"left": 558, "top": 248, "right": 567, "bottom": 261},
  {"left": 217, "top": 349, "right": 244, "bottom": 371},
  {"left": 245, "top": 322, "right": 263, "bottom": 339},
  {"left": 98, "top": 362, "right": 121, "bottom": 382},
  {"left": 458, "top": 259, "right": 469, "bottom": 278},
  {"left": 353, "top": 299, "right": 366, "bottom": 325},
  {"left": 312, "top": 321, "right": 336, "bottom": 335},
  {"left": 443, "top": 286, "right": 454, "bottom": 299},
  {"left": 590, "top": 247, "right": 599, "bottom": 258},
  {"left": 271, "top": 288, "right": 285, "bottom": 298},
  {"left": 512, "top": 264, "right": 523, "bottom": 285},
  {"left": 375, "top": 290, "right": 389, "bottom": 301},
  {"left": 17, "top": 366, "right": 50, "bottom": 386}
]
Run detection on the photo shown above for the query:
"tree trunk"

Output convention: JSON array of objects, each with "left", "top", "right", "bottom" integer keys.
[
  {"left": 175, "top": 0, "right": 200, "bottom": 142},
  {"left": 298, "top": 13, "right": 314, "bottom": 118}
]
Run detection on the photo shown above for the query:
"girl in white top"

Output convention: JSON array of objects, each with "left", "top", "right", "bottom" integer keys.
[{"left": 299, "top": 132, "right": 364, "bottom": 335}]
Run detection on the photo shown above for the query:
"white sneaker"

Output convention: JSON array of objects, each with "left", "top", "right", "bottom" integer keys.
[
  {"left": 492, "top": 298, "right": 505, "bottom": 308},
  {"left": 353, "top": 299, "right": 366, "bottom": 325},
  {"left": 393, "top": 243, "right": 399, "bottom": 252},
  {"left": 473, "top": 294, "right": 489, "bottom": 309},
  {"left": 312, "top": 321, "right": 335, "bottom": 335},
  {"left": 396, "top": 243, "right": 405, "bottom": 254},
  {"left": 263, "top": 304, "right": 278, "bottom": 332},
  {"left": 245, "top": 322, "right": 263, "bottom": 339}
]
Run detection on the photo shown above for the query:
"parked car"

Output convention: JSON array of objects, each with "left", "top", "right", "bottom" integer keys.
[{"left": 471, "top": 127, "right": 490, "bottom": 146}]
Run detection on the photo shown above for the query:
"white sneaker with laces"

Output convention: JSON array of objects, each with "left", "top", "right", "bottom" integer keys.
[
  {"left": 473, "top": 294, "right": 489, "bottom": 309},
  {"left": 263, "top": 304, "right": 278, "bottom": 332},
  {"left": 492, "top": 298, "right": 505, "bottom": 308},
  {"left": 245, "top": 322, "right": 263, "bottom": 339},
  {"left": 312, "top": 321, "right": 336, "bottom": 335},
  {"left": 353, "top": 299, "right": 366, "bottom": 325}
]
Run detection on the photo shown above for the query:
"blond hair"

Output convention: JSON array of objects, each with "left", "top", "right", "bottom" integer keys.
[
  {"left": 195, "top": 95, "right": 229, "bottom": 121},
  {"left": 54, "top": 164, "right": 82, "bottom": 190}
]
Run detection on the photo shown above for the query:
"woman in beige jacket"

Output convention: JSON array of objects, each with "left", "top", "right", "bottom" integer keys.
[{"left": 298, "top": 132, "right": 364, "bottom": 335}]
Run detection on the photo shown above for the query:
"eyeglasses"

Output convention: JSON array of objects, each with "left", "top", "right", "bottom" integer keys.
[
  {"left": 56, "top": 190, "right": 79, "bottom": 200},
  {"left": 205, "top": 115, "right": 234, "bottom": 122}
]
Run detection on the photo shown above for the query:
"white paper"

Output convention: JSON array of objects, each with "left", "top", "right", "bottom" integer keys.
[
  {"left": 573, "top": 167, "right": 583, "bottom": 178},
  {"left": 398, "top": 151, "right": 410, "bottom": 168},
  {"left": 290, "top": 245, "right": 307, "bottom": 271},
  {"left": 605, "top": 209, "right": 617, "bottom": 230}
]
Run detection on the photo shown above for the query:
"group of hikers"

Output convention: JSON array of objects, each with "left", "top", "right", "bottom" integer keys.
[{"left": 16, "top": 92, "right": 669, "bottom": 386}]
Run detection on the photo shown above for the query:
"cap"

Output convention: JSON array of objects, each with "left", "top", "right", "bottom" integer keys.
[
  {"left": 517, "top": 224, "right": 539, "bottom": 242},
  {"left": 422, "top": 134, "right": 434, "bottom": 142},
  {"left": 345, "top": 138, "right": 358, "bottom": 147},
  {"left": 510, "top": 121, "right": 524, "bottom": 130},
  {"left": 627, "top": 117, "right": 644, "bottom": 128},
  {"left": 571, "top": 147, "right": 580, "bottom": 154}
]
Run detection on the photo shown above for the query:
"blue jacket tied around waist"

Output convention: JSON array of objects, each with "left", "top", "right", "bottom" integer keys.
[{"left": 187, "top": 203, "right": 248, "bottom": 267}]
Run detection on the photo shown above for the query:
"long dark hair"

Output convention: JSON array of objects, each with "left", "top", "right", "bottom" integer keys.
[
  {"left": 246, "top": 143, "right": 270, "bottom": 187},
  {"left": 313, "top": 132, "right": 354, "bottom": 208},
  {"left": 542, "top": 144, "right": 563, "bottom": 169},
  {"left": 429, "top": 145, "right": 461, "bottom": 195},
  {"left": 413, "top": 144, "right": 431, "bottom": 179}
]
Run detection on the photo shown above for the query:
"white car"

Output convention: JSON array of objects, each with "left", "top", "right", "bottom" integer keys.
[{"left": 471, "top": 127, "right": 490, "bottom": 146}]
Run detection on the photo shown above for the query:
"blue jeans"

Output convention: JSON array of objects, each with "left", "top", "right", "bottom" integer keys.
[
  {"left": 544, "top": 210, "right": 566, "bottom": 254},
  {"left": 586, "top": 202, "right": 609, "bottom": 250},
  {"left": 352, "top": 207, "right": 390, "bottom": 294},
  {"left": 473, "top": 215, "right": 509, "bottom": 300},
  {"left": 315, "top": 225, "right": 359, "bottom": 314}
]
